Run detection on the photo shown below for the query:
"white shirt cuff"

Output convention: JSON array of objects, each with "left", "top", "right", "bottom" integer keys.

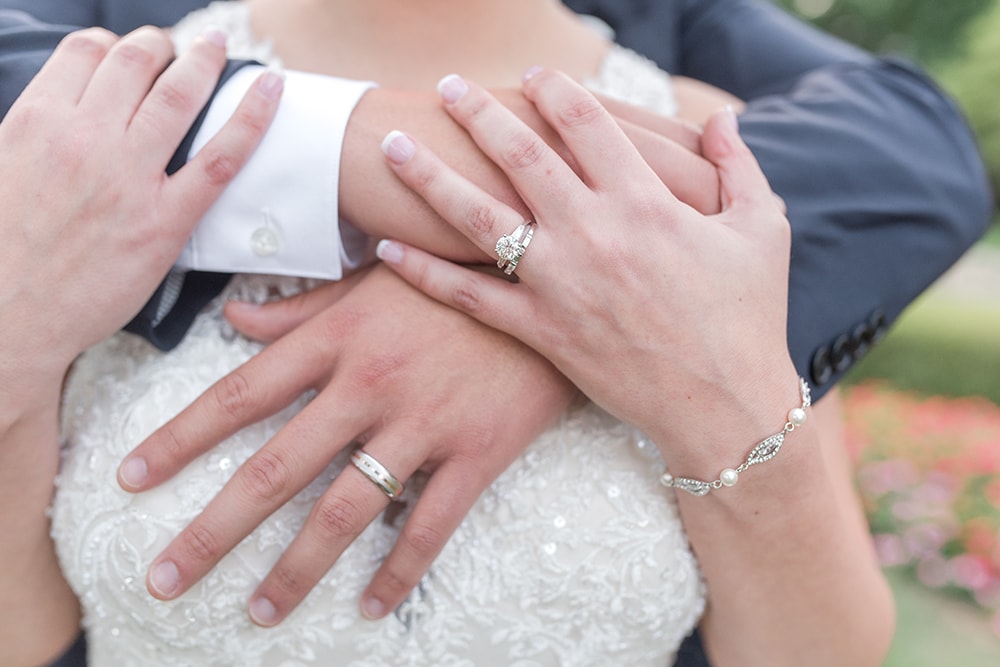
[{"left": 176, "top": 66, "right": 376, "bottom": 280}]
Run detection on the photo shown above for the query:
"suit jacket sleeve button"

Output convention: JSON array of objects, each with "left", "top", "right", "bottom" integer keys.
[{"left": 811, "top": 346, "right": 833, "bottom": 386}]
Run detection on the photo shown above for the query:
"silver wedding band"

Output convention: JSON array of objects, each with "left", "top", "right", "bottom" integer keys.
[
  {"left": 351, "top": 449, "right": 405, "bottom": 501},
  {"left": 495, "top": 220, "right": 536, "bottom": 276}
]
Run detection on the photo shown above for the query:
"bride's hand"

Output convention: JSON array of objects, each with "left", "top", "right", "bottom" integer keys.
[{"left": 377, "top": 70, "right": 799, "bottom": 473}]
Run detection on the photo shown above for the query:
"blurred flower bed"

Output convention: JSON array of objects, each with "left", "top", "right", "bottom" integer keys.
[{"left": 844, "top": 381, "right": 1000, "bottom": 637}]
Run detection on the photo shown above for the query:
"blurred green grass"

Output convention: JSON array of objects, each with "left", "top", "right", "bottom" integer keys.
[
  {"left": 844, "top": 244, "right": 1000, "bottom": 663},
  {"left": 884, "top": 569, "right": 1000, "bottom": 666}
]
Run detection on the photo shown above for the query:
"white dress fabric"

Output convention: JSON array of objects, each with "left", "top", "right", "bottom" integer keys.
[{"left": 52, "top": 4, "right": 701, "bottom": 666}]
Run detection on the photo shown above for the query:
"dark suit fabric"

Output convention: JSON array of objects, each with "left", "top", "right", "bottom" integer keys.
[{"left": 0, "top": 2, "right": 991, "bottom": 667}]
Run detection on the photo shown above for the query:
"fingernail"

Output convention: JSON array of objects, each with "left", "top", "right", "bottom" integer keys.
[
  {"left": 375, "top": 239, "right": 404, "bottom": 265},
  {"left": 119, "top": 456, "right": 148, "bottom": 489},
  {"left": 522, "top": 66, "right": 543, "bottom": 82},
  {"left": 202, "top": 27, "right": 227, "bottom": 48},
  {"left": 149, "top": 560, "right": 180, "bottom": 598},
  {"left": 361, "top": 595, "right": 386, "bottom": 620},
  {"left": 250, "top": 596, "right": 279, "bottom": 626},
  {"left": 723, "top": 104, "right": 739, "bottom": 132},
  {"left": 258, "top": 69, "right": 285, "bottom": 101},
  {"left": 437, "top": 73, "right": 468, "bottom": 104},
  {"left": 380, "top": 130, "right": 415, "bottom": 165}
]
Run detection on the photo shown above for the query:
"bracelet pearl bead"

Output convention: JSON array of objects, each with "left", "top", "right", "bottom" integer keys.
[{"left": 660, "top": 377, "right": 812, "bottom": 496}]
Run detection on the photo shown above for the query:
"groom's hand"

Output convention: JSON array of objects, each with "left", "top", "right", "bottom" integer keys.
[
  {"left": 117, "top": 265, "right": 576, "bottom": 626},
  {"left": 0, "top": 25, "right": 282, "bottom": 401}
]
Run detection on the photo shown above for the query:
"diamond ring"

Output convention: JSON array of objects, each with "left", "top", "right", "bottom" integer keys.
[{"left": 495, "top": 221, "right": 536, "bottom": 276}]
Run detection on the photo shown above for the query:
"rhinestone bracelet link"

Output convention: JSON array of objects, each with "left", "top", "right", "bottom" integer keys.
[{"left": 659, "top": 377, "right": 812, "bottom": 496}]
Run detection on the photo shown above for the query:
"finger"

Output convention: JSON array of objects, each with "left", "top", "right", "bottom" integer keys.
[
  {"left": 701, "top": 107, "right": 778, "bottom": 213},
  {"left": 359, "top": 459, "right": 487, "bottom": 619},
  {"left": 376, "top": 240, "right": 537, "bottom": 347},
  {"left": 224, "top": 272, "right": 369, "bottom": 343},
  {"left": 166, "top": 69, "right": 284, "bottom": 220},
  {"left": 617, "top": 119, "right": 720, "bottom": 215},
  {"left": 436, "top": 74, "right": 580, "bottom": 216},
  {"left": 381, "top": 130, "right": 528, "bottom": 261},
  {"left": 24, "top": 28, "right": 118, "bottom": 105},
  {"left": 118, "top": 332, "right": 324, "bottom": 492},
  {"left": 247, "top": 439, "right": 424, "bottom": 626},
  {"left": 145, "top": 394, "right": 368, "bottom": 602},
  {"left": 521, "top": 68, "right": 659, "bottom": 192},
  {"left": 78, "top": 26, "right": 175, "bottom": 124},
  {"left": 128, "top": 30, "right": 229, "bottom": 168},
  {"left": 597, "top": 92, "right": 703, "bottom": 154}
]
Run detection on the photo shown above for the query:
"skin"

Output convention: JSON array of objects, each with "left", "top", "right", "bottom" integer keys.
[
  {"left": 117, "top": 0, "right": 742, "bottom": 630},
  {"left": 376, "top": 71, "right": 893, "bottom": 666},
  {"left": 0, "top": 26, "right": 282, "bottom": 667},
  {"left": 115, "top": 3, "right": 890, "bottom": 665}
]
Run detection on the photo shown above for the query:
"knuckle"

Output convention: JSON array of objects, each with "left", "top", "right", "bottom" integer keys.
[
  {"left": 113, "top": 41, "right": 158, "bottom": 70},
  {"left": 60, "top": 29, "right": 115, "bottom": 59},
  {"left": 154, "top": 80, "right": 197, "bottom": 115},
  {"left": 407, "top": 159, "right": 442, "bottom": 197},
  {"left": 312, "top": 495, "right": 365, "bottom": 541},
  {"left": 237, "top": 449, "right": 293, "bottom": 504},
  {"left": 376, "top": 566, "right": 418, "bottom": 598},
  {"left": 500, "top": 133, "right": 546, "bottom": 171},
  {"left": 464, "top": 201, "right": 500, "bottom": 239},
  {"left": 450, "top": 284, "right": 484, "bottom": 315},
  {"left": 555, "top": 96, "right": 604, "bottom": 129},
  {"left": 352, "top": 354, "right": 404, "bottom": 392},
  {"left": 200, "top": 152, "right": 241, "bottom": 187},
  {"left": 231, "top": 103, "right": 270, "bottom": 139},
  {"left": 402, "top": 522, "right": 446, "bottom": 560},
  {"left": 460, "top": 91, "right": 490, "bottom": 122},
  {"left": 212, "top": 370, "right": 256, "bottom": 421},
  {"left": 179, "top": 522, "right": 221, "bottom": 564},
  {"left": 155, "top": 421, "right": 189, "bottom": 463},
  {"left": 268, "top": 562, "right": 302, "bottom": 597}
]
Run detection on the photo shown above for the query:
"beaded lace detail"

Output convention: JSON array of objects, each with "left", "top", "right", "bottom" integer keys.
[{"left": 53, "top": 4, "right": 699, "bottom": 666}]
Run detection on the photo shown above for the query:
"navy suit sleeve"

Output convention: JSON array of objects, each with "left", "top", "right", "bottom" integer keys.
[
  {"left": 676, "top": 0, "right": 994, "bottom": 399},
  {"left": 604, "top": 0, "right": 994, "bottom": 400},
  {"left": 0, "top": 3, "right": 242, "bottom": 351}
]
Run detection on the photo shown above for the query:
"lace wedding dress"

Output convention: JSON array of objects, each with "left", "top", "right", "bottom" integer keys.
[{"left": 52, "top": 3, "right": 702, "bottom": 665}]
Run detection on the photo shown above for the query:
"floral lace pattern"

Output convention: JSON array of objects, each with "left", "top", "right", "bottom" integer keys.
[{"left": 52, "top": 4, "right": 700, "bottom": 666}]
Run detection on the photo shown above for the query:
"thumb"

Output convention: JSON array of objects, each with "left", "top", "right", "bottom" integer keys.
[
  {"left": 701, "top": 106, "right": 775, "bottom": 214},
  {"left": 224, "top": 278, "right": 360, "bottom": 342}
]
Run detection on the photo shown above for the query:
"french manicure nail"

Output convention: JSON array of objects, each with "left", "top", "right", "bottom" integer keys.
[
  {"left": 258, "top": 70, "right": 285, "bottom": 101},
  {"left": 522, "top": 66, "right": 543, "bottom": 82},
  {"left": 380, "top": 130, "right": 415, "bottom": 165},
  {"left": 119, "top": 456, "right": 148, "bottom": 489},
  {"left": 149, "top": 560, "right": 180, "bottom": 598},
  {"left": 202, "top": 27, "right": 227, "bottom": 48},
  {"left": 375, "top": 239, "right": 404, "bottom": 265},
  {"left": 724, "top": 104, "right": 739, "bottom": 132},
  {"left": 437, "top": 74, "right": 469, "bottom": 104},
  {"left": 361, "top": 595, "right": 386, "bottom": 620},
  {"left": 250, "top": 596, "right": 278, "bottom": 626}
]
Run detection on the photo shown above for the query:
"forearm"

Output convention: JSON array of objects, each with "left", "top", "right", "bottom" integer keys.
[
  {"left": 341, "top": 86, "right": 721, "bottom": 261},
  {"left": 0, "top": 393, "right": 80, "bottom": 667},
  {"left": 655, "top": 379, "right": 892, "bottom": 667}
]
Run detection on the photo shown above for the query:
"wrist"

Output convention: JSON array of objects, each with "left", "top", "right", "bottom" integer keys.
[{"left": 647, "top": 358, "right": 804, "bottom": 481}]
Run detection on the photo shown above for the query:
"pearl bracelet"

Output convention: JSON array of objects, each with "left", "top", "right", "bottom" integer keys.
[{"left": 659, "top": 377, "right": 812, "bottom": 496}]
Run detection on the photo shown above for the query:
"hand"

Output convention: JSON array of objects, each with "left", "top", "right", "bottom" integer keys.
[
  {"left": 116, "top": 264, "right": 575, "bottom": 625},
  {"left": 376, "top": 70, "right": 797, "bottom": 473},
  {"left": 0, "top": 26, "right": 282, "bottom": 398},
  {"left": 339, "top": 86, "right": 719, "bottom": 263}
]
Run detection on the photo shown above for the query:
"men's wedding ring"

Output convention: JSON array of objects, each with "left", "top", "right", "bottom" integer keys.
[
  {"left": 495, "top": 221, "right": 536, "bottom": 276},
  {"left": 351, "top": 450, "right": 405, "bottom": 501}
]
